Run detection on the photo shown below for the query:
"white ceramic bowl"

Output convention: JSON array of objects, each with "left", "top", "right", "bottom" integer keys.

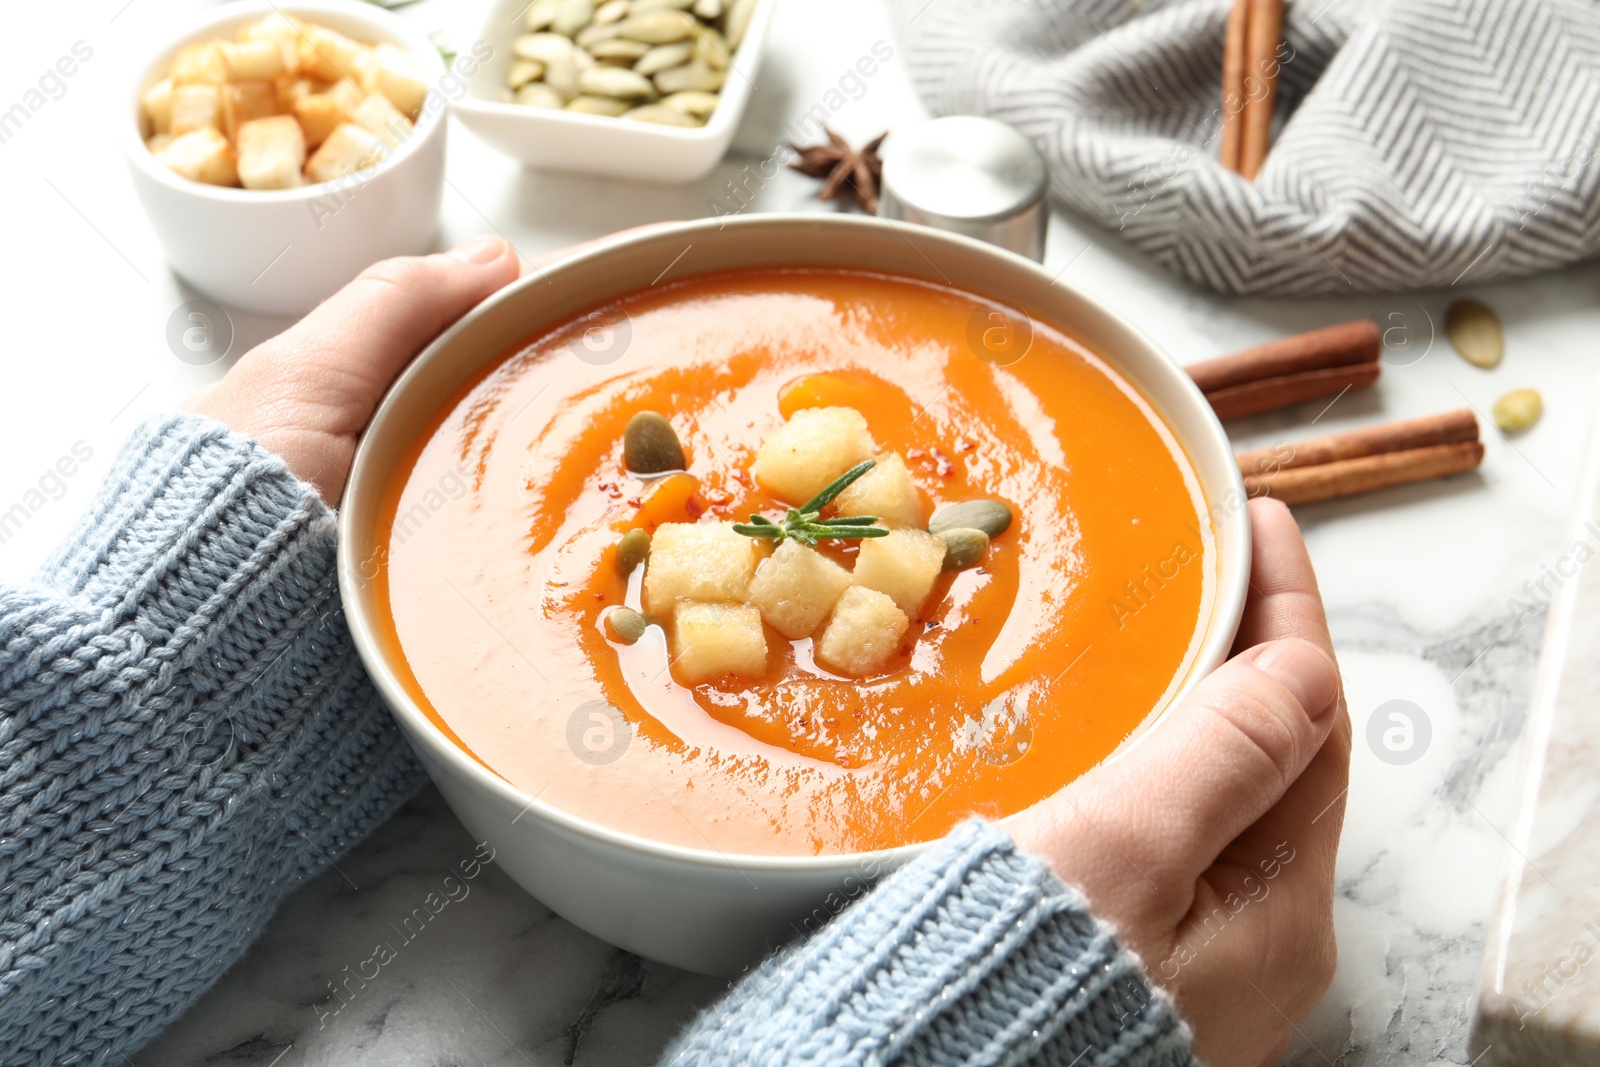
[
  {"left": 338, "top": 214, "right": 1252, "bottom": 976},
  {"left": 452, "top": 0, "right": 774, "bottom": 181},
  {"left": 123, "top": 0, "right": 448, "bottom": 316}
]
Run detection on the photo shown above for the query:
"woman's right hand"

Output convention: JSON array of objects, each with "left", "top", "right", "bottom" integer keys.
[{"left": 1010, "top": 498, "right": 1350, "bottom": 1067}]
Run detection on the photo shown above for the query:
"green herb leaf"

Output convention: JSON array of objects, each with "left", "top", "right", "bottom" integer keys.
[
  {"left": 734, "top": 460, "right": 890, "bottom": 545},
  {"left": 799, "top": 460, "right": 876, "bottom": 514}
]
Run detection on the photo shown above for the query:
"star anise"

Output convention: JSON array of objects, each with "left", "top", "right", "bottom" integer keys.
[{"left": 787, "top": 127, "right": 887, "bottom": 215}]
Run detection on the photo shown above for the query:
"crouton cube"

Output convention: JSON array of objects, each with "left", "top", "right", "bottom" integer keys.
[
  {"left": 292, "top": 93, "right": 343, "bottom": 149},
  {"left": 158, "top": 128, "right": 238, "bottom": 187},
  {"left": 297, "top": 25, "right": 367, "bottom": 82},
  {"left": 326, "top": 77, "right": 367, "bottom": 114},
  {"left": 241, "top": 12, "right": 306, "bottom": 46},
  {"left": 747, "top": 540, "right": 851, "bottom": 639},
  {"left": 170, "top": 42, "right": 226, "bottom": 85},
  {"left": 141, "top": 78, "right": 174, "bottom": 135},
  {"left": 831, "top": 452, "right": 925, "bottom": 528},
  {"left": 220, "top": 80, "right": 278, "bottom": 141},
  {"left": 352, "top": 92, "right": 413, "bottom": 148},
  {"left": 754, "top": 406, "right": 875, "bottom": 505},
  {"left": 146, "top": 133, "right": 174, "bottom": 155},
  {"left": 220, "top": 38, "right": 291, "bottom": 81},
  {"left": 293, "top": 78, "right": 362, "bottom": 148},
  {"left": 363, "top": 42, "right": 429, "bottom": 117},
  {"left": 642, "top": 522, "right": 756, "bottom": 612},
  {"left": 672, "top": 602, "right": 768, "bottom": 683},
  {"left": 275, "top": 75, "right": 323, "bottom": 111},
  {"left": 815, "top": 587, "right": 908, "bottom": 677},
  {"left": 237, "top": 115, "right": 306, "bottom": 190},
  {"left": 852, "top": 528, "right": 946, "bottom": 616},
  {"left": 169, "top": 84, "right": 220, "bottom": 136},
  {"left": 303, "top": 122, "right": 388, "bottom": 183}
]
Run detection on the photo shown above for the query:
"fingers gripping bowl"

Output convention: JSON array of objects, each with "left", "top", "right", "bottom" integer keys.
[{"left": 337, "top": 215, "right": 1251, "bottom": 976}]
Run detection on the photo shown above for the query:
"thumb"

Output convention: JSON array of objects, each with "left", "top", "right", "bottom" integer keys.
[
  {"left": 1004, "top": 637, "right": 1339, "bottom": 970},
  {"left": 242, "top": 235, "right": 521, "bottom": 434},
  {"left": 1093, "top": 636, "right": 1341, "bottom": 880}
]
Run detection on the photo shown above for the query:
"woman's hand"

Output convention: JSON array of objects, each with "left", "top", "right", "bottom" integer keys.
[
  {"left": 183, "top": 235, "right": 521, "bottom": 502},
  {"left": 1010, "top": 498, "right": 1350, "bottom": 1067}
]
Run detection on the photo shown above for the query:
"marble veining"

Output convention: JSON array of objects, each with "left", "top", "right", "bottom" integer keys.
[{"left": 1471, "top": 422, "right": 1600, "bottom": 1065}]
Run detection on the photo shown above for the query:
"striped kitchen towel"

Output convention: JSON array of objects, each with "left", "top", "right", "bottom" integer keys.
[{"left": 887, "top": 0, "right": 1600, "bottom": 296}]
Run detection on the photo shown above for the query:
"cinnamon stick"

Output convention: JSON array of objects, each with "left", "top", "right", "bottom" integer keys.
[
  {"left": 1188, "top": 320, "right": 1380, "bottom": 394},
  {"left": 1236, "top": 409, "right": 1479, "bottom": 475},
  {"left": 1238, "top": 0, "right": 1284, "bottom": 180},
  {"left": 1204, "top": 362, "right": 1380, "bottom": 421},
  {"left": 1219, "top": 0, "right": 1250, "bottom": 172},
  {"left": 1243, "top": 441, "right": 1485, "bottom": 506}
]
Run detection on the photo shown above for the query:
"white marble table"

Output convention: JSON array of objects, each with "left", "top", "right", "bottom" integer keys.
[{"left": 4, "top": 0, "right": 1598, "bottom": 1063}]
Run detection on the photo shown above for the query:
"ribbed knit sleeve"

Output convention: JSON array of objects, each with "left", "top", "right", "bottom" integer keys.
[
  {"left": 0, "top": 414, "right": 426, "bottom": 1063},
  {"left": 661, "top": 820, "right": 1196, "bottom": 1067}
]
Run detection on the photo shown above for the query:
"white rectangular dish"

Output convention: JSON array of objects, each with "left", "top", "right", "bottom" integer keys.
[{"left": 452, "top": 0, "right": 774, "bottom": 182}]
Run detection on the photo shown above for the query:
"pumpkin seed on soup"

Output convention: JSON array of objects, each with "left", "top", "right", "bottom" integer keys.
[
  {"left": 929, "top": 499, "right": 1012, "bottom": 539},
  {"left": 624, "top": 411, "right": 686, "bottom": 473},
  {"left": 1446, "top": 299, "right": 1503, "bottom": 368},
  {"left": 936, "top": 527, "right": 989, "bottom": 571},
  {"left": 1493, "top": 388, "right": 1542, "bottom": 433},
  {"left": 615, "top": 528, "right": 652, "bottom": 573},
  {"left": 605, "top": 606, "right": 649, "bottom": 644}
]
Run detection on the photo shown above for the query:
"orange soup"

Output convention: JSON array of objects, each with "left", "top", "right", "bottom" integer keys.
[{"left": 377, "top": 269, "right": 1212, "bottom": 855}]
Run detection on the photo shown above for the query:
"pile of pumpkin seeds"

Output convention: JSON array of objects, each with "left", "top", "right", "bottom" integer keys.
[{"left": 502, "top": 0, "right": 757, "bottom": 126}]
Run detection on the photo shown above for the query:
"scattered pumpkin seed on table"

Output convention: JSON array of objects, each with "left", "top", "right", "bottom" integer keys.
[
  {"left": 1446, "top": 298, "right": 1504, "bottom": 369},
  {"left": 1493, "top": 388, "right": 1542, "bottom": 433},
  {"left": 501, "top": 0, "right": 755, "bottom": 123}
]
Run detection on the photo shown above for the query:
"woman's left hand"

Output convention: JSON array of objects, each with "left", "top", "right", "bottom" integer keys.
[{"left": 183, "top": 235, "right": 521, "bottom": 502}]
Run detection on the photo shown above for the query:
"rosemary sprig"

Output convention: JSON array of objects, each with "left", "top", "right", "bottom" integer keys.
[{"left": 732, "top": 460, "right": 891, "bottom": 546}]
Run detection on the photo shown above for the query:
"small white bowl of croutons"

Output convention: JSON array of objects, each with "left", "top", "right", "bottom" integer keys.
[{"left": 124, "top": 0, "right": 448, "bottom": 316}]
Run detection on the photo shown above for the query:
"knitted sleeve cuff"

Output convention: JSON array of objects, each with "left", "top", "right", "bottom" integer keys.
[
  {"left": 36, "top": 412, "right": 319, "bottom": 615},
  {"left": 1, "top": 413, "right": 425, "bottom": 1065},
  {"left": 661, "top": 820, "right": 1195, "bottom": 1067}
]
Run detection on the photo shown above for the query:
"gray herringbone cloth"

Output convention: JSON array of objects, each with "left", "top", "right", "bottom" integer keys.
[{"left": 888, "top": 0, "right": 1600, "bottom": 295}]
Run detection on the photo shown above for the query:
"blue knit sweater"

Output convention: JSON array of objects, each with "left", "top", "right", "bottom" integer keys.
[{"left": 0, "top": 415, "right": 1194, "bottom": 1065}]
